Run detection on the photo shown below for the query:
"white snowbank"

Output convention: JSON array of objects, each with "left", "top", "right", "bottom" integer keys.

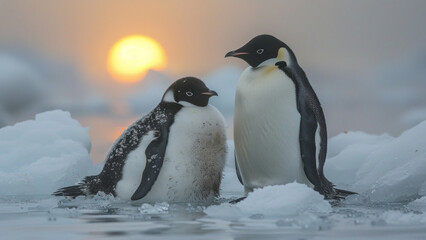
[
  {"left": 325, "top": 131, "right": 394, "bottom": 189},
  {"left": 408, "top": 196, "right": 426, "bottom": 212},
  {"left": 206, "top": 183, "right": 332, "bottom": 219},
  {"left": 0, "top": 110, "right": 95, "bottom": 195},
  {"left": 326, "top": 121, "right": 426, "bottom": 202}
]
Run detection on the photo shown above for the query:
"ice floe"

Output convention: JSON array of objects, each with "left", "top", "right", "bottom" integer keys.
[{"left": 0, "top": 110, "right": 96, "bottom": 195}]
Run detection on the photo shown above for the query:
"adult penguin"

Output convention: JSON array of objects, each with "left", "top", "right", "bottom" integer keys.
[{"left": 226, "top": 34, "right": 355, "bottom": 199}]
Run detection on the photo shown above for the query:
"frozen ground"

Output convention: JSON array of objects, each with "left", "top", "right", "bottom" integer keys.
[{"left": 1, "top": 111, "right": 426, "bottom": 239}]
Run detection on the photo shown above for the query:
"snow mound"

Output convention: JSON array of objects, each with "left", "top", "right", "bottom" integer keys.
[
  {"left": 408, "top": 196, "right": 426, "bottom": 212},
  {"left": 325, "top": 131, "right": 394, "bottom": 188},
  {"left": 327, "top": 131, "right": 393, "bottom": 159},
  {"left": 206, "top": 183, "right": 332, "bottom": 219},
  {"left": 326, "top": 121, "right": 426, "bottom": 202},
  {"left": 0, "top": 110, "right": 94, "bottom": 195}
]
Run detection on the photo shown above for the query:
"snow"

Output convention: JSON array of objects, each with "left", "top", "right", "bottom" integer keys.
[
  {"left": 1, "top": 106, "right": 426, "bottom": 229},
  {"left": 325, "top": 132, "right": 393, "bottom": 188},
  {"left": 2, "top": 108, "right": 426, "bottom": 206},
  {"left": 139, "top": 202, "right": 169, "bottom": 214},
  {"left": 0, "top": 110, "right": 96, "bottom": 195},
  {"left": 222, "top": 121, "right": 426, "bottom": 206},
  {"left": 326, "top": 121, "right": 426, "bottom": 203},
  {"left": 214, "top": 132, "right": 426, "bottom": 225},
  {"left": 206, "top": 183, "right": 332, "bottom": 221},
  {"left": 326, "top": 131, "right": 394, "bottom": 159},
  {"left": 0, "top": 111, "right": 426, "bottom": 235},
  {"left": 408, "top": 196, "right": 426, "bottom": 212}
]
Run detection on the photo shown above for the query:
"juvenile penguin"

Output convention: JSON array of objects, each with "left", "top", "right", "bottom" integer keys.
[
  {"left": 54, "top": 77, "right": 227, "bottom": 202},
  {"left": 226, "top": 35, "right": 355, "bottom": 199}
]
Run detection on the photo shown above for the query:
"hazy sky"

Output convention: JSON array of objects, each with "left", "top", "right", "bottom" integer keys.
[
  {"left": 1, "top": 0, "right": 426, "bottom": 137},
  {"left": 1, "top": 0, "right": 425, "bottom": 79}
]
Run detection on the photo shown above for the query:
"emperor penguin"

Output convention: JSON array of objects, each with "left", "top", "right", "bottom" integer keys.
[
  {"left": 54, "top": 77, "right": 227, "bottom": 202},
  {"left": 225, "top": 34, "right": 355, "bottom": 199}
]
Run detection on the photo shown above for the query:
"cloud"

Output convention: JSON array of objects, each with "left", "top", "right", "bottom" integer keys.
[
  {"left": 0, "top": 52, "right": 110, "bottom": 127},
  {"left": 0, "top": 54, "right": 48, "bottom": 126}
]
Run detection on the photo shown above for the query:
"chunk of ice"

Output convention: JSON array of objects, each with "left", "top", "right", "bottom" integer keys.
[{"left": 0, "top": 110, "right": 95, "bottom": 195}]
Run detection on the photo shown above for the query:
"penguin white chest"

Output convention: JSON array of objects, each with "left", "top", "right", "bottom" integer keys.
[
  {"left": 148, "top": 105, "right": 227, "bottom": 202},
  {"left": 117, "top": 105, "right": 227, "bottom": 202},
  {"left": 234, "top": 66, "right": 310, "bottom": 189}
]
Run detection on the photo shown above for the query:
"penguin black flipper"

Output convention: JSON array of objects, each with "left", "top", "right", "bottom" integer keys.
[
  {"left": 130, "top": 119, "right": 170, "bottom": 200},
  {"left": 295, "top": 67, "right": 336, "bottom": 195},
  {"left": 234, "top": 152, "right": 243, "bottom": 185},
  {"left": 277, "top": 61, "right": 356, "bottom": 199},
  {"left": 276, "top": 62, "right": 332, "bottom": 194},
  {"left": 54, "top": 106, "right": 176, "bottom": 199},
  {"left": 130, "top": 102, "right": 182, "bottom": 200}
]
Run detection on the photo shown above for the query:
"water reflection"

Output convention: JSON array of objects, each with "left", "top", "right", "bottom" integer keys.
[{"left": 1, "top": 196, "right": 426, "bottom": 240}]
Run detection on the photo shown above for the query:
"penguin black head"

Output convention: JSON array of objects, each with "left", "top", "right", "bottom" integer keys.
[
  {"left": 162, "top": 77, "right": 218, "bottom": 107},
  {"left": 225, "top": 34, "right": 296, "bottom": 68}
]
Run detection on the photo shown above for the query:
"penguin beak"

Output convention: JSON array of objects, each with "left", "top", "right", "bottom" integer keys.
[
  {"left": 201, "top": 90, "right": 218, "bottom": 97},
  {"left": 225, "top": 50, "right": 249, "bottom": 58}
]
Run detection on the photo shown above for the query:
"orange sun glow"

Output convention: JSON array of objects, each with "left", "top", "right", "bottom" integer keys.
[{"left": 108, "top": 35, "right": 167, "bottom": 83}]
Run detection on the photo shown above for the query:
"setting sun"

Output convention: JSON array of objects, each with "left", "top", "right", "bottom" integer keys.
[{"left": 108, "top": 35, "right": 166, "bottom": 83}]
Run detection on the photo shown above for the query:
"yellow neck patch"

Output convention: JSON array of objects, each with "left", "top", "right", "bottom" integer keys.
[
  {"left": 260, "top": 47, "right": 287, "bottom": 75},
  {"left": 262, "top": 66, "right": 276, "bottom": 75},
  {"left": 277, "top": 47, "right": 286, "bottom": 61}
]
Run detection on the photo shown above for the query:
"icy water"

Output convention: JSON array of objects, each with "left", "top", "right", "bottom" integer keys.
[{"left": 1, "top": 195, "right": 426, "bottom": 240}]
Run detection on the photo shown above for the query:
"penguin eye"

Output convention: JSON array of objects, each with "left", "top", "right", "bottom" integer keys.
[
  {"left": 256, "top": 49, "right": 264, "bottom": 54},
  {"left": 185, "top": 91, "right": 193, "bottom": 97}
]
